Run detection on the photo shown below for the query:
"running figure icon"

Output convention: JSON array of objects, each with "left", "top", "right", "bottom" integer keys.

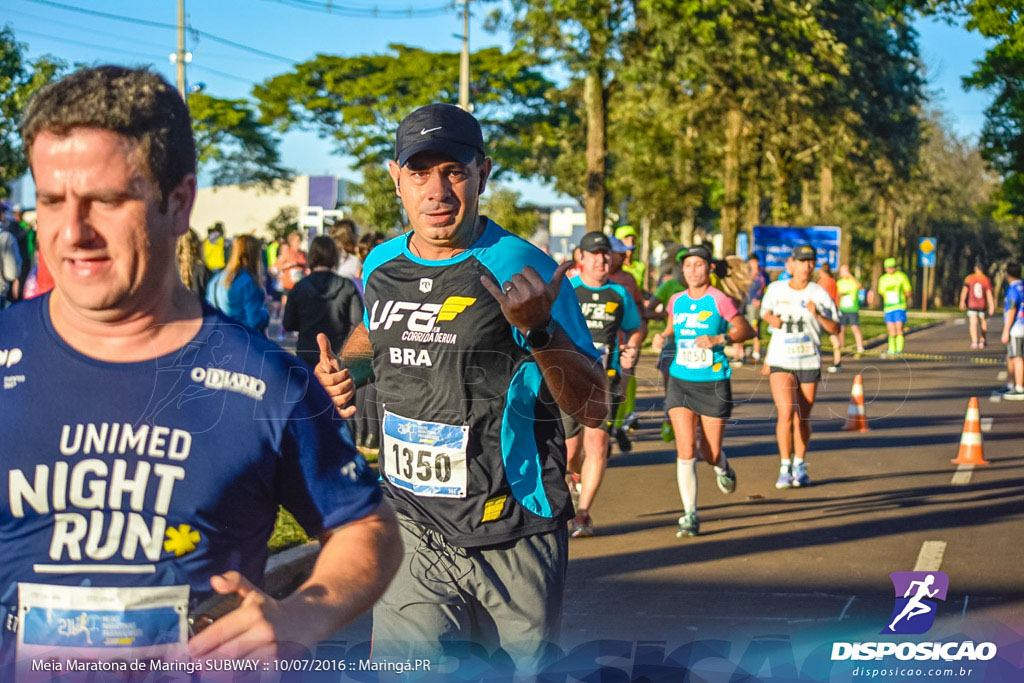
[{"left": 888, "top": 574, "right": 939, "bottom": 632}]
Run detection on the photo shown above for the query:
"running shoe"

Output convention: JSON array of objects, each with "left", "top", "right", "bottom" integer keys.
[
  {"left": 752, "top": 351, "right": 761, "bottom": 361},
  {"left": 970, "top": 342, "right": 979, "bottom": 350},
  {"left": 622, "top": 411, "right": 639, "bottom": 432},
  {"left": 570, "top": 512, "right": 594, "bottom": 538},
  {"left": 613, "top": 427, "right": 632, "bottom": 453},
  {"left": 791, "top": 461, "right": 810, "bottom": 487},
  {"left": 676, "top": 512, "right": 700, "bottom": 538},
  {"left": 827, "top": 363, "right": 841, "bottom": 374},
  {"left": 1003, "top": 388, "right": 1024, "bottom": 401},
  {"left": 716, "top": 464, "right": 737, "bottom": 494},
  {"left": 775, "top": 466, "right": 793, "bottom": 489},
  {"left": 661, "top": 421, "right": 675, "bottom": 442}
]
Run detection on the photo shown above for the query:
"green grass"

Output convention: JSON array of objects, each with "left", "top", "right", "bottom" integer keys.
[
  {"left": 268, "top": 507, "right": 311, "bottom": 553},
  {"left": 267, "top": 448, "right": 379, "bottom": 554},
  {"left": 642, "top": 312, "right": 947, "bottom": 353}
]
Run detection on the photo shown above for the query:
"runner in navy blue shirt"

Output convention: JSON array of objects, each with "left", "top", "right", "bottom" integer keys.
[{"left": 2, "top": 65, "right": 400, "bottom": 674}]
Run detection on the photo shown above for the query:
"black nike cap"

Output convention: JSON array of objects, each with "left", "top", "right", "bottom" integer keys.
[
  {"left": 395, "top": 103, "right": 485, "bottom": 167},
  {"left": 579, "top": 231, "right": 613, "bottom": 253}
]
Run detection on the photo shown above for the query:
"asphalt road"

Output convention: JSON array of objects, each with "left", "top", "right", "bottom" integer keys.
[
  {"left": 309, "top": 316, "right": 1022, "bottom": 681},
  {"left": 555, "top": 316, "right": 1022, "bottom": 680}
]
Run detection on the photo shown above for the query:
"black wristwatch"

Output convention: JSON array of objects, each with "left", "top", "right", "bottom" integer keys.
[{"left": 525, "top": 319, "right": 555, "bottom": 350}]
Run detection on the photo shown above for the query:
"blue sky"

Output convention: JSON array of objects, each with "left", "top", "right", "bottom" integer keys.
[{"left": 5, "top": 1, "right": 994, "bottom": 205}]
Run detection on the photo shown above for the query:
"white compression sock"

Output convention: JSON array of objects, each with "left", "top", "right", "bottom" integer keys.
[{"left": 677, "top": 458, "right": 698, "bottom": 514}]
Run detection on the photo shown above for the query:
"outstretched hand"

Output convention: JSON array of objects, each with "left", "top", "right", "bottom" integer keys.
[
  {"left": 315, "top": 333, "right": 356, "bottom": 418},
  {"left": 480, "top": 260, "right": 574, "bottom": 334}
]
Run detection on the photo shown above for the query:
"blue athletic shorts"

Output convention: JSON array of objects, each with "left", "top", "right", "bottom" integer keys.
[{"left": 884, "top": 309, "right": 907, "bottom": 324}]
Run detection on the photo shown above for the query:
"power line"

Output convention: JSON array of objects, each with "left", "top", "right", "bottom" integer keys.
[
  {"left": 21, "top": 0, "right": 298, "bottom": 64},
  {"left": 15, "top": 28, "right": 253, "bottom": 85},
  {"left": 255, "top": 0, "right": 453, "bottom": 19}
]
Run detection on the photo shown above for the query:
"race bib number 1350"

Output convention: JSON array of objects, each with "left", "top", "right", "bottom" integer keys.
[{"left": 381, "top": 410, "right": 469, "bottom": 498}]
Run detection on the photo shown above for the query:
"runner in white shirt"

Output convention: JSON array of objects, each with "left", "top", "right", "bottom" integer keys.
[{"left": 761, "top": 245, "right": 839, "bottom": 489}]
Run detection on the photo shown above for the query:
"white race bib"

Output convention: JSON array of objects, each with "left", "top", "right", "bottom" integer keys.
[
  {"left": 17, "top": 584, "right": 189, "bottom": 676},
  {"left": 784, "top": 334, "right": 815, "bottom": 358},
  {"left": 381, "top": 410, "right": 469, "bottom": 498},
  {"left": 675, "top": 338, "right": 713, "bottom": 369},
  {"left": 839, "top": 294, "right": 855, "bottom": 310},
  {"left": 884, "top": 290, "right": 901, "bottom": 305}
]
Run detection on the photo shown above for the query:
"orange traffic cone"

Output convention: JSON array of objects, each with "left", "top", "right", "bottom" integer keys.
[
  {"left": 952, "top": 397, "right": 989, "bottom": 465},
  {"left": 841, "top": 374, "right": 870, "bottom": 432}
]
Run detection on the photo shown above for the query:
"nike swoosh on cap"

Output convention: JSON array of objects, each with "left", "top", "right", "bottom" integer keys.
[{"left": 420, "top": 126, "right": 442, "bottom": 135}]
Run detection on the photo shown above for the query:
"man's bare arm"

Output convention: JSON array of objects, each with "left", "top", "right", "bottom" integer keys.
[{"left": 188, "top": 501, "right": 402, "bottom": 660}]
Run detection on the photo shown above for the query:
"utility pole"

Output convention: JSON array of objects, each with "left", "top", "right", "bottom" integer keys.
[
  {"left": 175, "top": 0, "right": 187, "bottom": 98},
  {"left": 458, "top": 0, "right": 470, "bottom": 110}
]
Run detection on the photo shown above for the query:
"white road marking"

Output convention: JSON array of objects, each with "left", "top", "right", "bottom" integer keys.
[
  {"left": 951, "top": 465, "right": 974, "bottom": 486},
  {"left": 914, "top": 541, "right": 947, "bottom": 572},
  {"left": 980, "top": 417, "right": 993, "bottom": 432},
  {"left": 990, "top": 393, "right": 1002, "bottom": 403},
  {"left": 998, "top": 371, "right": 1008, "bottom": 380},
  {"left": 838, "top": 596, "right": 856, "bottom": 621}
]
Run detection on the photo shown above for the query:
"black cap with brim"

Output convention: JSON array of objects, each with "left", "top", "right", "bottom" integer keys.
[
  {"left": 791, "top": 245, "right": 817, "bottom": 262},
  {"left": 395, "top": 103, "right": 484, "bottom": 167},
  {"left": 676, "top": 244, "right": 712, "bottom": 263},
  {"left": 579, "top": 231, "right": 612, "bottom": 253}
]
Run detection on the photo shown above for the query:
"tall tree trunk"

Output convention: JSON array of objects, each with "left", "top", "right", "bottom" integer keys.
[
  {"left": 819, "top": 161, "right": 834, "bottom": 219},
  {"left": 583, "top": 68, "right": 607, "bottom": 234},
  {"left": 721, "top": 106, "right": 743, "bottom": 255},
  {"left": 640, "top": 216, "right": 652, "bottom": 291},
  {"left": 870, "top": 195, "right": 887, "bottom": 298},
  {"left": 679, "top": 205, "right": 696, "bottom": 246},
  {"left": 742, "top": 160, "right": 760, "bottom": 239},
  {"left": 770, "top": 156, "right": 789, "bottom": 225},
  {"left": 800, "top": 177, "right": 814, "bottom": 219}
]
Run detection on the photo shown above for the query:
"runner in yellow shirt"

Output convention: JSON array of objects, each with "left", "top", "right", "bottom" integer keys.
[{"left": 876, "top": 257, "right": 912, "bottom": 356}]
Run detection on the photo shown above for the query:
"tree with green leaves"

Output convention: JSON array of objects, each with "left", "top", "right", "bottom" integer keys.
[
  {"left": 494, "top": 0, "right": 635, "bottom": 233},
  {"left": 958, "top": 1, "right": 1024, "bottom": 221},
  {"left": 188, "top": 92, "right": 292, "bottom": 188},
  {"left": 0, "top": 26, "right": 61, "bottom": 195}
]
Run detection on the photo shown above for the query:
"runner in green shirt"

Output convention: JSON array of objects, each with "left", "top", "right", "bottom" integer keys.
[
  {"left": 836, "top": 264, "right": 865, "bottom": 354},
  {"left": 876, "top": 257, "right": 913, "bottom": 356}
]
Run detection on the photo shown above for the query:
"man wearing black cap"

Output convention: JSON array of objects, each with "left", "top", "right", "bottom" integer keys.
[
  {"left": 760, "top": 245, "right": 839, "bottom": 489},
  {"left": 564, "top": 231, "right": 643, "bottom": 538},
  {"left": 315, "top": 103, "right": 607, "bottom": 672}
]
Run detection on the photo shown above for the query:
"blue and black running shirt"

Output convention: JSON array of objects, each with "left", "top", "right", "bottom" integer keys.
[
  {"left": 363, "top": 219, "right": 600, "bottom": 547},
  {"left": 568, "top": 275, "right": 641, "bottom": 375}
]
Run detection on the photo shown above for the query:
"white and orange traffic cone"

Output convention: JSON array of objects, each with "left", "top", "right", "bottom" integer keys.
[
  {"left": 841, "top": 374, "right": 870, "bottom": 432},
  {"left": 952, "top": 397, "right": 989, "bottom": 465}
]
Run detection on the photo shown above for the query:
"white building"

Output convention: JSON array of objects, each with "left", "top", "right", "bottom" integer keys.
[{"left": 190, "top": 175, "right": 350, "bottom": 239}]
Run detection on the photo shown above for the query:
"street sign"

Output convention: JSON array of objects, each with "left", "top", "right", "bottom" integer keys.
[
  {"left": 751, "top": 226, "right": 841, "bottom": 270},
  {"left": 918, "top": 237, "right": 936, "bottom": 267}
]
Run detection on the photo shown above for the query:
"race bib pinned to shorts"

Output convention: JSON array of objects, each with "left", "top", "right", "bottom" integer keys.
[
  {"left": 381, "top": 409, "right": 469, "bottom": 498},
  {"left": 16, "top": 583, "right": 188, "bottom": 675},
  {"left": 674, "top": 338, "right": 713, "bottom": 369}
]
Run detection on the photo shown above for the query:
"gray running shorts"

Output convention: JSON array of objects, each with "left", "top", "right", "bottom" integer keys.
[{"left": 371, "top": 512, "right": 568, "bottom": 675}]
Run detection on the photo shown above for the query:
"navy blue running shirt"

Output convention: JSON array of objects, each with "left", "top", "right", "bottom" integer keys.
[
  {"left": 0, "top": 296, "right": 382, "bottom": 665},
  {"left": 362, "top": 219, "right": 600, "bottom": 547}
]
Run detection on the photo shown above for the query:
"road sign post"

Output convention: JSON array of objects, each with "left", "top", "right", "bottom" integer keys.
[{"left": 918, "top": 237, "right": 936, "bottom": 312}]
